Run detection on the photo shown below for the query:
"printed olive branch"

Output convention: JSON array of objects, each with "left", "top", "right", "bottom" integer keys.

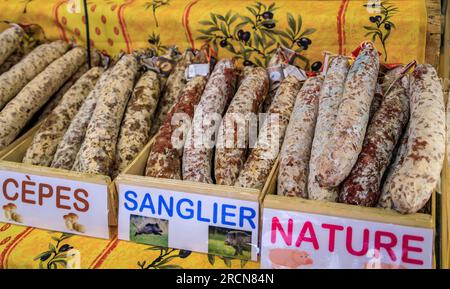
[
  {"left": 137, "top": 246, "right": 191, "bottom": 269},
  {"left": 148, "top": 31, "right": 168, "bottom": 55},
  {"left": 363, "top": 0, "right": 398, "bottom": 61},
  {"left": 144, "top": 0, "right": 171, "bottom": 28},
  {"left": 33, "top": 232, "right": 74, "bottom": 269}
]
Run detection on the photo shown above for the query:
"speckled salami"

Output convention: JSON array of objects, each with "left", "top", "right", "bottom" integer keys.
[
  {"left": 385, "top": 64, "right": 445, "bottom": 214},
  {"left": 73, "top": 54, "right": 138, "bottom": 176},
  {"left": 0, "top": 47, "right": 86, "bottom": 150},
  {"left": 39, "top": 52, "right": 101, "bottom": 121},
  {"left": 340, "top": 67, "right": 409, "bottom": 207},
  {"left": 0, "top": 50, "right": 23, "bottom": 75},
  {"left": 0, "top": 41, "right": 69, "bottom": 110},
  {"left": 215, "top": 67, "right": 269, "bottom": 186},
  {"left": 182, "top": 59, "right": 237, "bottom": 183},
  {"left": 0, "top": 26, "right": 23, "bottom": 67},
  {"left": 316, "top": 43, "right": 379, "bottom": 188},
  {"left": 51, "top": 68, "right": 112, "bottom": 170},
  {"left": 262, "top": 49, "right": 288, "bottom": 112},
  {"left": 146, "top": 76, "right": 207, "bottom": 179},
  {"left": 308, "top": 56, "right": 349, "bottom": 201},
  {"left": 150, "top": 50, "right": 195, "bottom": 136},
  {"left": 113, "top": 70, "right": 161, "bottom": 176},
  {"left": 369, "top": 83, "right": 383, "bottom": 120},
  {"left": 278, "top": 76, "right": 322, "bottom": 198},
  {"left": 236, "top": 76, "right": 302, "bottom": 190},
  {"left": 22, "top": 67, "right": 103, "bottom": 166}
]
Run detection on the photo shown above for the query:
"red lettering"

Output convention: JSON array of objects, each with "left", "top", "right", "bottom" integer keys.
[
  {"left": 295, "top": 221, "right": 319, "bottom": 250},
  {"left": 73, "top": 189, "right": 89, "bottom": 212},
  {"left": 375, "top": 231, "right": 398, "bottom": 261},
  {"left": 2, "top": 178, "right": 18, "bottom": 201},
  {"left": 271, "top": 217, "right": 293, "bottom": 246},
  {"left": 38, "top": 183, "right": 53, "bottom": 206},
  {"left": 346, "top": 227, "right": 369, "bottom": 256},
  {"left": 21, "top": 180, "right": 36, "bottom": 204},
  {"left": 56, "top": 186, "right": 71, "bottom": 210},
  {"left": 322, "top": 223, "right": 344, "bottom": 252},
  {"left": 402, "top": 235, "right": 424, "bottom": 266}
]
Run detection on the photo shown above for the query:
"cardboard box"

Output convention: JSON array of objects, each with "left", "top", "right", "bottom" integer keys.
[
  {"left": 115, "top": 140, "right": 275, "bottom": 262},
  {"left": 259, "top": 161, "right": 436, "bottom": 269}
]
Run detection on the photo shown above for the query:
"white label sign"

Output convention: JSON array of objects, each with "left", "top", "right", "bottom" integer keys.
[
  {"left": 261, "top": 208, "right": 433, "bottom": 269},
  {"left": 118, "top": 184, "right": 259, "bottom": 261},
  {"left": 186, "top": 64, "right": 210, "bottom": 79},
  {"left": 0, "top": 170, "right": 110, "bottom": 239}
]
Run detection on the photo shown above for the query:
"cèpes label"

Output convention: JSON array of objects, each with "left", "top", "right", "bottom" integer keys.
[
  {"left": 118, "top": 184, "right": 259, "bottom": 261},
  {"left": 0, "top": 170, "right": 110, "bottom": 239},
  {"left": 260, "top": 208, "right": 433, "bottom": 269}
]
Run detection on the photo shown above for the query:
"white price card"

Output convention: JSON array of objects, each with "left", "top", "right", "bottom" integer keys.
[
  {"left": 261, "top": 208, "right": 433, "bottom": 269},
  {"left": 0, "top": 170, "right": 110, "bottom": 239},
  {"left": 118, "top": 184, "right": 259, "bottom": 261}
]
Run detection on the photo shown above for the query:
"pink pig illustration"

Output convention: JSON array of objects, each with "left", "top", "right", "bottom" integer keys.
[{"left": 269, "top": 249, "right": 313, "bottom": 269}]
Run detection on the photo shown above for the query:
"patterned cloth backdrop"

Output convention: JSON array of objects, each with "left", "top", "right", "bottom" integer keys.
[
  {"left": 0, "top": 0, "right": 428, "bottom": 269},
  {"left": 0, "top": 0, "right": 427, "bottom": 68}
]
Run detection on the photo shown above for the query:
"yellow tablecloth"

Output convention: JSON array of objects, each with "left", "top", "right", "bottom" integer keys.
[
  {"left": 0, "top": 0, "right": 427, "bottom": 67},
  {"left": 0, "top": 222, "right": 259, "bottom": 269}
]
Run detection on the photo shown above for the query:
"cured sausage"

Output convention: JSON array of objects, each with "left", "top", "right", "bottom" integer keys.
[
  {"left": 262, "top": 48, "right": 289, "bottom": 112},
  {"left": 308, "top": 56, "right": 349, "bottom": 201},
  {"left": 22, "top": 67, "right": 103, "bottom": 166},
  {"left": 236, "top": 75, "right": 302, "bottom": 190},
  {"left": 385, "top": 64, "right": 445, "bottom": 214},
  {"left": 0, "top": 41, "right": 69, "bottom": 110},
  {"left": 182, "top": 59, "right": 237, "bottom": 183},
  {"left": 0, "top": 47, "right": 86, "bottom": 150},
  {"left": 340, "top": 67, "right": 409, "bottom": 207},
  {"left": 146, "top": 76, "right": 208, "bottom": 179},
  {"left": 150, "top": 50, "right": 195, "bottom": 136},
  {"left": 278, "top": 76, "right": 323, "bottom": 198},
  {"left": 51, "top": 69, "right": 112, "bottom": 170},
  {"left": 0, "top": 26, "right": 23, "bottom": 67},
  {"left": 113, "top": 70, "right": 161, "bottom": 176},
  {"left": 315, "top": 43, "right": 380, "bottom": 188},
  {"left": 73, "top": 54, "right": 138, "bottom": 176},
  {"left": 214, "top": 66, "right": 269, "bottom": 186}
]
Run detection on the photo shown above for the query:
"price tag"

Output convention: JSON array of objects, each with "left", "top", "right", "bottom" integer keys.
[
  {"left": 186, "top": 64, "right": 210, "bottom": 79},
  {"left": 283, "top": 65, "right": 307, "bottom": 81}
]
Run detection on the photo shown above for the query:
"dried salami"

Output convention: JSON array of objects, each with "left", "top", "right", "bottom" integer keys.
[
  {"left": 215, "top": 66, "right": 269, "bottom": 186},
  {"left": 0, "top": 26, "right": 23, "bottom": 67},
  {"left": 0, "top": 47, "right": 86, "bottom": 150},
  {"left": 146, "top": 76, "right": 208, "bottom": 179},
  {"left": 236, "top": 75, "right": 302, "bottom": 190},
  {"left": 278, "top": 76, "right": 323, "bottom": 198},
  {"left": 340, "top": 67, "right": 409, "bottom": 207},
  {"left": 315, "top": 43, "right": 380, "bottom": 188},
  {"left": 308, "top": 56, "right": 349, "bottom": 201},
  {"left": 23, "top": 67, "right": 103, "bottom": 166},
  {"left": 182, "top": 59, "right": 237, "bottom": 183}
]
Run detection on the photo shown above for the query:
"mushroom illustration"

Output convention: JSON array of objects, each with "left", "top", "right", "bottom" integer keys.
[{"left": 3, "top": 204, "right": 12, "bottom": 220}]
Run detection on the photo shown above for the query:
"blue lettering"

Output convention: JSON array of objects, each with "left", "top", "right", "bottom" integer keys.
[
  {"left": 158, "top": 195, "right": 173, "bottom": 217},
  {"left": 177, "top": 198, "right": 194, "bottom": 219},
  {"left": 139, "top": 193, "right": 155, "bottom": 214},
  {"left": 240, "top": 207, "right": 256, "bottom": 229},
  {"left": 197, "top": 201, "right": 210, "bottom": 222},
  {"left": 213, "top": 203, "right": 218, "bottom": 224},
  {"left": 221, "top": 204, "right": 236, "bottom": 226},
  {"left": 124, "top": 191, "right": 138, "bottom": 211}
]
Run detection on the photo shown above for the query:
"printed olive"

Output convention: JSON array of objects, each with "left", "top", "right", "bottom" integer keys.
[
  {"left": 298, "top": 37, "right": 312, "bottom": 46},
  {"left": 384, "top": 23, "right": 391, "bottom": 30},
  {"left": 311, "top": 61, "right": 322, "bottom": 72},
  {"left": 262, "top": 11, "right": 274, "bottom": 19},
  {"left": 179, "top": 250, "right": 192, "bottom": 258},
  {"left": 148, "top": 39, "right": 156, "bottom": 45},
  {"left": 375, "top": 15, "right": 382, "bottom": 22},
  {"left": 263, "top": 23, "right": 276, "bottom": 29},
  {"left": 369, "top": 16, "right": 377, "bottom": 23},
  {"left": 220, "top": 39, "right": 228, "bottom": 47},
  {"left": 237, "top": 29, "right": 244, "bottom": 40},
  {"left": 242, "top": 31, "right": 251, "bottom": 42},
  {"left": 243, "top": 60, "right": 253, "bottom": 66}
]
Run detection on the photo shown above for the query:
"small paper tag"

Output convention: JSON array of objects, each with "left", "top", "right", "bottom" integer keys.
[
  {"left": 283, "top": 65, "right": 307, "bottom": 81},
  {"left": 267, "top": 65, "right": 285, "bottom": 84},
  {"left": 186, "top": 64, "right": 210, "bottom": 79}
]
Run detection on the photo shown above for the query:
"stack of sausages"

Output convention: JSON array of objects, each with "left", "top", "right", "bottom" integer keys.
[{"left": 277, "top": 43, "right": 445, "bottom": 214}]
